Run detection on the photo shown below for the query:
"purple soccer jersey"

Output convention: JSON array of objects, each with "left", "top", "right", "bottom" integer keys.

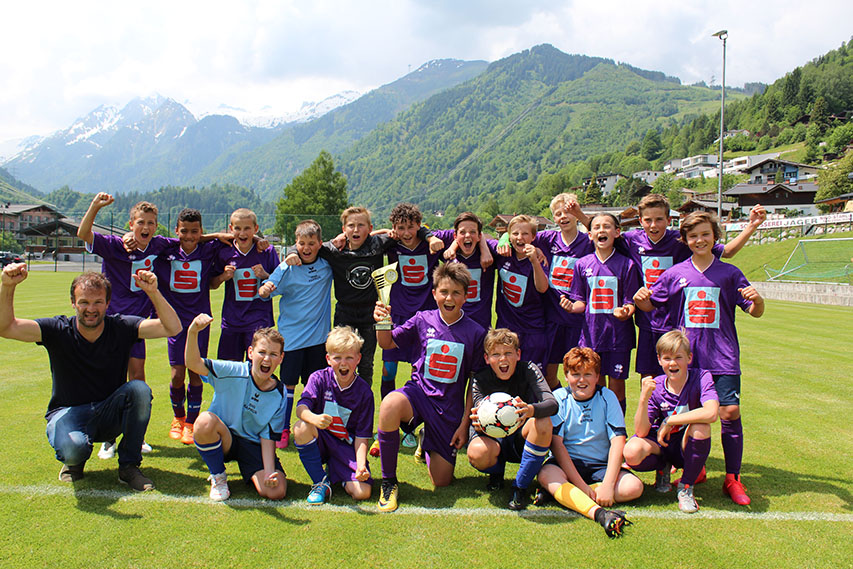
[
  {"left": 215, "top": 245, "right": 279, "bottom": 332},
  {"left": 391, "top": 310, "right": 487, "bottom": 421},
  {"left": 647, "top": 368, "right": 718, "bottom": 434},
  {"left": 154, "top": 240, "right": 224, "bottom": 325},
  {"left": 88, "top": 233, "right": 172, "bottom": 317},
  {"left": 620, "top": 228, "right": 723, "bottom": 332},
  {"left": 434, "top": 229, "right": 496, "bottom": 330},
  {"left": 298, "top": 367, "right": 375, "bottom": 444},
  {"left": 569, "top": 250, "right": 640, "bottom": 352},
  {"left": 650, "top": 258, "right": 753, "bottom": 375},
  {"left": 495, "top": 252, "right": 547, "bottom": 334},
  {"left": 535, "top": 229, "right": 594, "bottom": 327},
  {"left": 387, "top": 238, "right": 440, "bottom": 322}
]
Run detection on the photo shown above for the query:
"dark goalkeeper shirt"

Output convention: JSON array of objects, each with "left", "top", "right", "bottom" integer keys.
[
  {"left": 472, "top": 361, "right": 558, "bottom": 418},
  {"left": 35, "top": 314, "right": 143, "bottom": 416}
]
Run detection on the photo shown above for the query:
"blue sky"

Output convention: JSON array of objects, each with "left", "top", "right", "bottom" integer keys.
[{"left": 1, "top": 0, "right": 851, "bottom": 143}]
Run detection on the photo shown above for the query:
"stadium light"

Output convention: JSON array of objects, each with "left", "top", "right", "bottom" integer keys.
[{"left": 713, "top": 30, "right": 728, "bottom": 220}]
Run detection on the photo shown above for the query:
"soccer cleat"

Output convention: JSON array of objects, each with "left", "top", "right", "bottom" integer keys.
[
  {"left": 655, "top": 467, "right": 672, "bottom": 493},
  {"left": 369, "top": 440, "right": 381, "bottom": 458},
  {"left": 276, "top": 428, "right": 290, "bottom": 449},
  {"left": 307, "top": 476, "right": 332, "bottom": 505},
  {"left": 723, "top": 474, "right": 751, "bottom": 506},
  {"left": 508, "top": 484, "right": 527, "bottom": 511},
  {"left": 675, "top": 465, "right": 706, "bottom": 486},
  {"left": 378, "top": 479, "right": 399, "bottom": 512},
  {"left": 169, "top": 417, "right": 185, "bottom": 439},
  {"left": 677, "top": 483, "right": 699, "bottom": 513},
  {"left": 180, "top": 423, "right": 195, "bottom": 445},
  {"left": 413, "top": 429, "right": 425, "bottom": 464},
  {"left": 208, "top": 472, "right": 230, "bottom": 501},
  {"left": 532, "top": 487, "right": 551, "bottom": 507},
  {"left": 486, "top": 471, "right": 504, "bottom": 491},
  {"left": 58, "top": 463, "right": 85, "bottom": 482},
  {"left": 141, "top": 441, "right": 153, "bottom": 453},
  {"left": 599, "top": 509, "right": 632, "bottom": 538},
  {"left": 98, "top": 441, "right": 116, "bottom": 460},
  {"left": 118, "top": 465, "right": 154, "bottom": 492},
  {"left": 401, "top": 431, "right": 417, "bottom": 448}
]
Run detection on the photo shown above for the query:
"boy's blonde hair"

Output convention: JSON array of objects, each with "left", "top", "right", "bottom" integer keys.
[
  {"left": 251, "top": 327, "right": 284, "bottom": 352},
  {"left": 484, "top": 328, "right": 520, "bottom": 353},
  {"left": 679, "top": 211, "right": 721, "bottom": 242},
  {"left": 563, "top": 347, "right": 601, "bottom": 376},
  {"left": 230, "top": 208, "right": 258, "bottom": 226},
  {"left": 507, "top": 214, "right": 537, "bottom": 235},
  {"left": 295, "top": 219, "right": 322, "bottom": 241},
  {"left": 129, "top": 201, "right": 158, "bottom": 221},
  {"left": 340, "top": 206, "right": 372, "bottom": 225},
  {"left": 326, "top": 326, "right": 364, "bottom": 354},
  {"left": 656, "top": 329, "right": 691, "bottom": 357},
  {"left": 637, "top": 193, "right": 670, "bottom": 216},
  {"left": 549, "top": 193, "right": 579, "bottom": 213}
]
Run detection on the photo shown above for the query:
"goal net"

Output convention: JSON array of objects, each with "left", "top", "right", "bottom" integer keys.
[{"left": 764, "top": 238, "right": 853, "bottom": 284}]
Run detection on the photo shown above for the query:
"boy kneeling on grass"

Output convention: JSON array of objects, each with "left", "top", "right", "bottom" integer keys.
[
  {"left": 537, "top": 347, "right": 643, "bottom": 538},
  {"left": 623, "top": 329, "right": 719, "bottom": 513},
  {"left": 468, "top": 328, "right": 556, "bottom": 511},
  {"left": 185, "top": 314, "right": 287, "bottom": 502},
  {"left": 293, "top": 326, "right": 374, "bottom": 505}
]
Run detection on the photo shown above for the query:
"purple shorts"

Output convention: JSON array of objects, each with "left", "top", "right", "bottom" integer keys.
[
  {"left": 316, "top": 428, "right": 372, "bottom": 485},
  {"left": 599, "top": 350, "right": 631, "bottom": 380},
  {"left": 129, "top": 338, "right": 146, "bottom": 360},
  {"left": 168, "top": 325, "right": 209, "bottom": 367},
  {"left": 280, "top": 344, "right": 327, "bottom": 386},
  {"left": 635, "top": 329, "right": 664, "bottom": 377},
  {"left": 548, "top": 324, "right": 582, "bottom": 365},
  {"left": 517, "top": 330, "right": 549, "bottom": 374},
  {"left": 397, "top": 381, "right": 460, "bottom": 466},
  {"left": 217, "top": 329, "right": 252, "bottom": 362}
]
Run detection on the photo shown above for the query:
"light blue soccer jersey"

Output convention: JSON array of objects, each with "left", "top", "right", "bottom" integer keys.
[
  {"left": 263, "top": 258, "right": 332, "bottom": 351},
  {"left": 551, "top": 386, "right": 627, "bottom": 465},
  {"left": 202, "top": 359, "right": 286, "bottom": 443}
]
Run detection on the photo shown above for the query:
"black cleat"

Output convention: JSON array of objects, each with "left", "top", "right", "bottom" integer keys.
[
  {"left": 532, "top": 487, "right": 551, "bottom": 506},
  {"left": 487, "top": 471, "right": 504, "bottom": 491},
  {"left": 508, "top": 484, "right": 527, "bottom": 511},
  {"left": 599, "top": 509, "right": 632, "bottom": 538}
]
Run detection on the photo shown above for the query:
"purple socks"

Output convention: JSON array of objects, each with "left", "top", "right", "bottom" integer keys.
[
  {"left": 721, "top": 417, "right": 743, "bottom": 475},
  {"left": 378, "top": 429, "right": 400, "bottom": 480},
  {"left": 681, "top": 437, "right": 711, "bottom": 485}
]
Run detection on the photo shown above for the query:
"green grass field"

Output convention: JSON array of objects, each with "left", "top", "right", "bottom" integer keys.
[{"left": 0, "top": 271, "right": 851, "bottom": 569}]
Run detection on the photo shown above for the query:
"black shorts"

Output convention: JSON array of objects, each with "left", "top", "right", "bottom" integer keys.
[{"left": 224, "top": 430, "right": 285, "bottom": 483}]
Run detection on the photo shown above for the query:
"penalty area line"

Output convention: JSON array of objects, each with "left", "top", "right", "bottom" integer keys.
[{"left": 0, "top": 484, "right": 851, "bottom": 522}]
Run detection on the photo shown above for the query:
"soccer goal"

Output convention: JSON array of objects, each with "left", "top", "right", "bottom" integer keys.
[{"left": 763, "top": 238, "right": 853, "bottom": 284}]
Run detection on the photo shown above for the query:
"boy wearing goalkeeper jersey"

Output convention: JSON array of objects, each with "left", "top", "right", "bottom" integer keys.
[{"left": 469, "top": 328, "right": 556, "bottom": 511}]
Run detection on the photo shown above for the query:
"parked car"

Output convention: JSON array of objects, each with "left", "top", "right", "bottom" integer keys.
[{"left": 0, "top": 251, "right": 24, "bottom": 267}]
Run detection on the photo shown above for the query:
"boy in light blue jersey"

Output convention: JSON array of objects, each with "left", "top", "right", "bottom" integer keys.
[
  {"left": 259, "top": 219, "right": 332, "bottom": 448},
  {"left": 185, "top": 314, "right": 287, "bottom": 502}
]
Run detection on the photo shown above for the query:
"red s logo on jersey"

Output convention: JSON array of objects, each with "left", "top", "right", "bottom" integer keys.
[
  {"left": 174, "top": 262, "right": 198, "bottom": 290},
  {"left": 428, "top": 344, "right": 459, "bottom": 380},
  {"left": 591, "top": 279, "right": 614, "bottom": 310},
  {"left": 688, "top": 291, "right": 716, "bottom": 324}
]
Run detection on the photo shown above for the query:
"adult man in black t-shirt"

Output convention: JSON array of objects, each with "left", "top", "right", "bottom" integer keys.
[{"left": 0, "top": 263, "right": 182, "bottom": 491}]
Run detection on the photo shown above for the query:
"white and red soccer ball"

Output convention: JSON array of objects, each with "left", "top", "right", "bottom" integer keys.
[{"left": 477, "top": 392, "right": 522, "bottom": 439}]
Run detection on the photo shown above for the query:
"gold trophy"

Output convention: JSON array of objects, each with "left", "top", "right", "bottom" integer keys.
[{"left": 371, "top": 262, "right": 398, "bottom": 331}]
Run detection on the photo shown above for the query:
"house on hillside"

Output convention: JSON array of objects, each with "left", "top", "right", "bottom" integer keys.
[
  {"left": 723, "top": 152, "right": 781, "bottom": 175},
  {"left": 744, "top": 158, "right": 819, "bottom": 185},
  {"left": 632, "top": 170, "right": 664, "bottom": 185},
  {"left": 815, "top": 191, "right": 853, "bottom": 213},
  {"left": 724, "top": 182, "right": 819, "bottom": 215},
  {"left": 677, "top": 154, "right": 718, "bottom": 179},
  {"left": 677, "top": 198, "right": 736, "bottom": 219},
  {"left": 20, "top": 219, "right": 124, "bottom": 260},
  {"left": 581, "top": 173, "right": 626, "bottom": 195},
  {"left": 663, "top": 158, "right": 683, "bottom": 175},
  {"left": 0, "top": 203, "right": 65, "bottom": 249}
]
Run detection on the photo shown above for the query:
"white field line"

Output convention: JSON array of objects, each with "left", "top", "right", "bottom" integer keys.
[{"left": 1, "top": 484, "right": 851, "bottom": 522}]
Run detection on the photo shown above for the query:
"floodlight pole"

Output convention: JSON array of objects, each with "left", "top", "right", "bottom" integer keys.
[{"left": 713, "top": 30, "right": 728, "bottom": 221}]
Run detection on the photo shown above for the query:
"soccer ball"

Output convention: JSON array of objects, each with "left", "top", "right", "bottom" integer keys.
[{"left": 477, "top": 392, "right": 522, "bottom": 439}]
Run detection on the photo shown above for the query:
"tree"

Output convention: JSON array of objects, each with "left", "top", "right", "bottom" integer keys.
[
  {"left": 274, "top": 150, "right": 349, "bottom": 242},
  {"left": 810, "top": 96, "right": 830, "bottom": 132},
  {"left": 640, "top": 129, "right": 663, "bottom": 161},
  {"left": 0, "top": 231, "right": 22, "bottom": 253},
  {"left": 814, "top": 151, "right": 853, "bottom": 212},
  {"left": 584, "top": 178, "right": 603, "bottom": 204}
]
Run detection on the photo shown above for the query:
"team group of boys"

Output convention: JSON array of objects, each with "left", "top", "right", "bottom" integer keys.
[{"left": 68, "top": 189, "right": 766, "bottom": 537}]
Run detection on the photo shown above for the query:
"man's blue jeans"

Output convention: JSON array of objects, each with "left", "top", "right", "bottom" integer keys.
[{"left": 46, "top": 380, "right": 152, "bottom": 467}]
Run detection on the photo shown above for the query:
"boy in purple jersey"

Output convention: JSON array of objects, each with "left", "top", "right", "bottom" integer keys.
[
  {"left": 494, "top": 215, "right": 550, "bottom": 373},
  {"left": 293, "top": 326, "right": 373, "bottom": 505},
  {"left": 154, "top": 209, "right": 226, "bottom": 445},
  {"left": 211, "top": 208, "right": 279, "bottom": 361},
  {"left": 634, "top": 211, "right": 765, "bottom": 506},
  {"left": 373, "top": 263, "right": 487, "bottom": 512},
  {"left": 623, "top": 330, "right": 719, "bottom": 513},
  {"left": 562, "top": 213, "right": 639, "bottom": 415},
  {"left": 78, "top": 192, "right": 172, "bottom": 457},
  {"left": 435, "top": 212, "right": 496, "bottom": 330},
  {"left": 469, "top": 329, "right": 556, "bottom": 510},
  {"left": 619, "top": 194, "right": 766, "bottom": 382}
]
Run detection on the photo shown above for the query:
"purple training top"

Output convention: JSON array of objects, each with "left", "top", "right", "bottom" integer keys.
[
  {"left": 535, "top": 229, "right": 594, "bottom": 327},
  {"left": 619, "top": 228, "right": 723, "bottom": 332},
  {"left": 495, "top": 252, "right": 547, "bottom": 334},
  {"left": 569, "top": 250, "right": 640, "bottom": 352},
  {"left": 391, "top": 310, "right": 486, "bottom": 421},
  {"left": 298, "top": 366, "right": 374, "bottom": 444},
  {"left": 387, "top": 238, "right": 440, "bottom": 323},
  {"left": 87, "top": 233, "right": 172, "bottom": 317},
  {"left": 214, "top": 245, "right": 280, "bottom": 332},
  {"left": 434, "top": 229, "right": 496, "bottom": 330},
  {"left": 650, "top": 258, "right": 752, "bottom": 375},
  {"left": 154, "top": 240, "right": 225, "bottom": 325},
  {"left": 647, "top": 368, "right": 718, "bottom": 434}
]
